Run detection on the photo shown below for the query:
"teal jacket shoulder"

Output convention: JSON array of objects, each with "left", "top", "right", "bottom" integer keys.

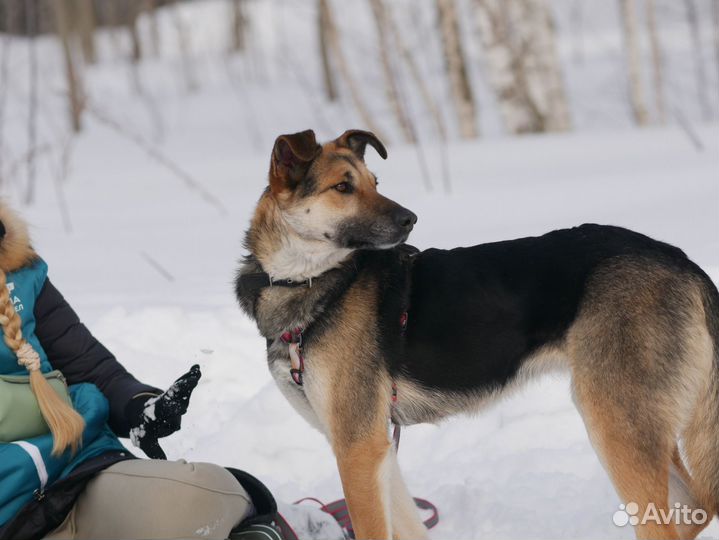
[{"left": 0, "top": 258, "right": 50, "bottom": 375}]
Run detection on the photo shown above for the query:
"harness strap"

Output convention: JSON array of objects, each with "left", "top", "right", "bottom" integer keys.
[
  {"left": 392, "top": 310, "right": 408, "bottom": 451},
  {"left": 278, "top": 313, "right": 408, "bottom": 441},
  {"left": 280, "top": 328, "right": 304, "bottom": 386},
  {"left": 391, "top": 382, "right": 401, "bottom": 450}
]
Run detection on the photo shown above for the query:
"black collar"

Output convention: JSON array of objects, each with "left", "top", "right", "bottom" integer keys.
[{"left": 238, "top": 271, "right": 315, "bottom": 294}]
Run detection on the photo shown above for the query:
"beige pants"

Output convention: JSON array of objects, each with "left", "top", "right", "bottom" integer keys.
[{"left": 46, "top": 459, "right": 254, "bottom": 540}]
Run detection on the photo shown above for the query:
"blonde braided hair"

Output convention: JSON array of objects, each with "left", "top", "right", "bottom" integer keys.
[{"left": 0, "top": 268, "right": 84, "bottom": 455}]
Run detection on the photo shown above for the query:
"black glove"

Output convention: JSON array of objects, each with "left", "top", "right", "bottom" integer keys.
[{"left": 127, "top": 364, "right": 201, "bottom": 459}]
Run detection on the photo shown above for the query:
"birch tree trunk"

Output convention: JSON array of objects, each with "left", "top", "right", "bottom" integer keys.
[
  {"left": 77, "top": 0, "right": 96, "bottom": 64},
  {"left": 146, "top": 0, "right": 161, "bottom": 56},
  {"left": 645, "top": 0, "right": 665, "bottom": 123},
  {"left": 523, "top": 0, "right": 572, "bottom": 132},
  {"left": 52, "top": 0, "right": 83, "bottom": 132},
  {"left": 618, "top": 0, "right": 649, "bottom": 125},
  {"left": 684, "top": 0, "right": 711, "bottom": 119},
  {"left": 104, "top": 0, "right": 123, "bottom": 56},
  {"left": 126, "top": 0, "right": 142, "bottom": 63},
  {"left": 437, "top": 0, "right": 478, "bottom": 138},
  {"left": 368, "top": 0, "right": 415, "bottom": 143},
  {"left": 172, "top": 1, "right": 198, "bottom": 92},
  {"left": 385, "top": 9, "right": 447, "bottom": 141},
  {"left": 473, "top": 0, "right": 571, "bottom": 133},
  {"left": 318, "top": 0, "right": 338, "bottom": 101},
  {"left": 713, "top": 0, "right": 719, "bottom": 91},
  {"left": 25, "top": 0, "right": 38, "bottom": 203},
  {"left": 230, "top": 0, "right": 246, "bottom": 52},
  {"left": 385, "top": 2, "right": 449, "bottom": 191},
  {"left": 0, "top": 0, "right": 14, "bottom": 185},
  {"left": 321, "top": 0, "right": 385, "bottom": 139}
]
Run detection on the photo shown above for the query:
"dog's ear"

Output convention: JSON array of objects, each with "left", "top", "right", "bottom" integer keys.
[
  {"left": 269, "top": 130, "right": 321, "bottom": 193},
  {"left": 335, "top": 129, "right": 387, "bottom": 161}
]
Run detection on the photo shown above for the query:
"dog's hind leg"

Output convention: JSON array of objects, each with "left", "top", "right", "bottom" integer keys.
[
  {"left": 682, "top": 279, "right": 719, "bottom": 532},
  {"left": 572, "top": 378, "right": 678, "bottom": 539},
  {"left": 670, "top": 446, "right": 713, "bottom": 539},
  {"left": 567, "top": 262, "right": 718, "bottom": 539},
  {"left": 386, "top": 448, "right": 429, "bottom": 540}
]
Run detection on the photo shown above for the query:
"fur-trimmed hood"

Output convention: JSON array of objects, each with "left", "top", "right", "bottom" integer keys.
[{"left": 0, "top": 202, "right": 37, "bottom": 273}]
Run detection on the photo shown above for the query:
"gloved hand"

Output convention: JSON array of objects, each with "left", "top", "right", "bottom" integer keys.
[{"left": 127, "top": 364, "right": 201, "bottom": 459}]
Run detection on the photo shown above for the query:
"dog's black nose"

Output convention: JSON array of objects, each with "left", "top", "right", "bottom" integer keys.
[
  {"left": 0, "top": 220, "right": 5, "bottom": 240},
  {"left": 393, "top": 208, "right": 418, "bottom": 230}
]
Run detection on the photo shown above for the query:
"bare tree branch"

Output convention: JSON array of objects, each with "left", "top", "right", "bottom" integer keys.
[
  {"left": 126, "top": 0, "right": 143, "bottom": 63},
  {"left": 385, "top": 3, "right": 447, "bottom": 141},
  {"left": 321, "top": 0, "right": 386, "bottom": 140},
  {"left": 47, "top": 134, "right": 74, "bottom": 233},
  {"left": 368, "top": 0, "right": 415, "bottom": 143},
  {"left": 52, "top": 0, "right": 84, "bottom": 132},
  {"left": 77, "top": 0, "right": 96, "bottom": 64},
  {"left": 230, "top": 0, "right": 247, "bottom": 52},
  {"left": 141, "top": 251, "right": 175, "bottom": 282},
  {"left": 385, "top": 2, "right": 450, "bottom": 190},
  {"left": 684, "top": 0, "right": 712, "bottom": 120},
  {"left": 318, "top": 0, "right": 338, "bottom": 101},
  {"left": 713, "top": 0, "right": 719, "bottom": 93},
  {"left": 85, "top": 101, "right": 227, "bottom": 216},
  {"left": 172, "top": 1, "right": 199, "bottom": 92},
  {"left": 437, "top": 0, "right": 478, "bottom": 138},
  {"left": 25, "top": 0, "right": 38, "bottom": 204},
  {"left": 0, "top": 2, "right": 13, "bottom": 187},
  {"left": 645, "top": 0, "right": 665, "bottom": 123},
  {"left": 618, "top": 0, "right": 650, "bottom": 125}
]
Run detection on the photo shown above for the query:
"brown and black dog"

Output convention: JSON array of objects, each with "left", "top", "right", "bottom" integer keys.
[{"left": 236, "top": 129, "right": 719, "bottom": 540}]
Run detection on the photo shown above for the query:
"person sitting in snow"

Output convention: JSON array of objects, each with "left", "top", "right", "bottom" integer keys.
[{"left": 0, "top": 202, "right": 275, "bottom": 540}]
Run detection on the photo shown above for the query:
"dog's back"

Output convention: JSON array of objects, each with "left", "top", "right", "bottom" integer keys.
[
  {"left": 394, "top": 223, "right": 719, "bottom": 538},
  {"left": 399, "top": 223, "right": 698, "bottom": 394}
]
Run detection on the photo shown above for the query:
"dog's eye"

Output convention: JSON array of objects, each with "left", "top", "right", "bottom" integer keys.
[{"left": 334, "top": 182, "right": 352, "bottom": 193}]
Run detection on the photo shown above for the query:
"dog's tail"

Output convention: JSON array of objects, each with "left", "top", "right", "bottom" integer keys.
[{"left": 682, "top": 268, "right": 719, "bottom": 515}]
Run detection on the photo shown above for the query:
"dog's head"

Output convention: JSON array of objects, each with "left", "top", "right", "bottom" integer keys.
[{"left": 265, "top": 129, "right": 417, "bottom": 250}]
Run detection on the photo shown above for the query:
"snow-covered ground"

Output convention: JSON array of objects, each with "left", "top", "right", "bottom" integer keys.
[
  {"left": 2, "top": 0, "right": 719, "bottom": 537},
  {"left": 15, "top": 121, "right": 719, "bottom": 539}
]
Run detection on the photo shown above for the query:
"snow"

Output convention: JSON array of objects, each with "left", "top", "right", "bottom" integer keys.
[
  {"left": 15, "top": 123, "right": 718, "bottom": 539},
  {"left": 1, "top": 0, "right": 719, "bottom": 537},
  {"left": 277, "top": 503, "right": 344, "bottom": 540}
]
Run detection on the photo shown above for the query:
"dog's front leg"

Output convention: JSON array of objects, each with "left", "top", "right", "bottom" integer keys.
[
  {"left": 387, "top": 448, "right": 429, "bottom": 540},
  {"left": 333, "top": 418, "right": 393, "bottom": 540}
]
